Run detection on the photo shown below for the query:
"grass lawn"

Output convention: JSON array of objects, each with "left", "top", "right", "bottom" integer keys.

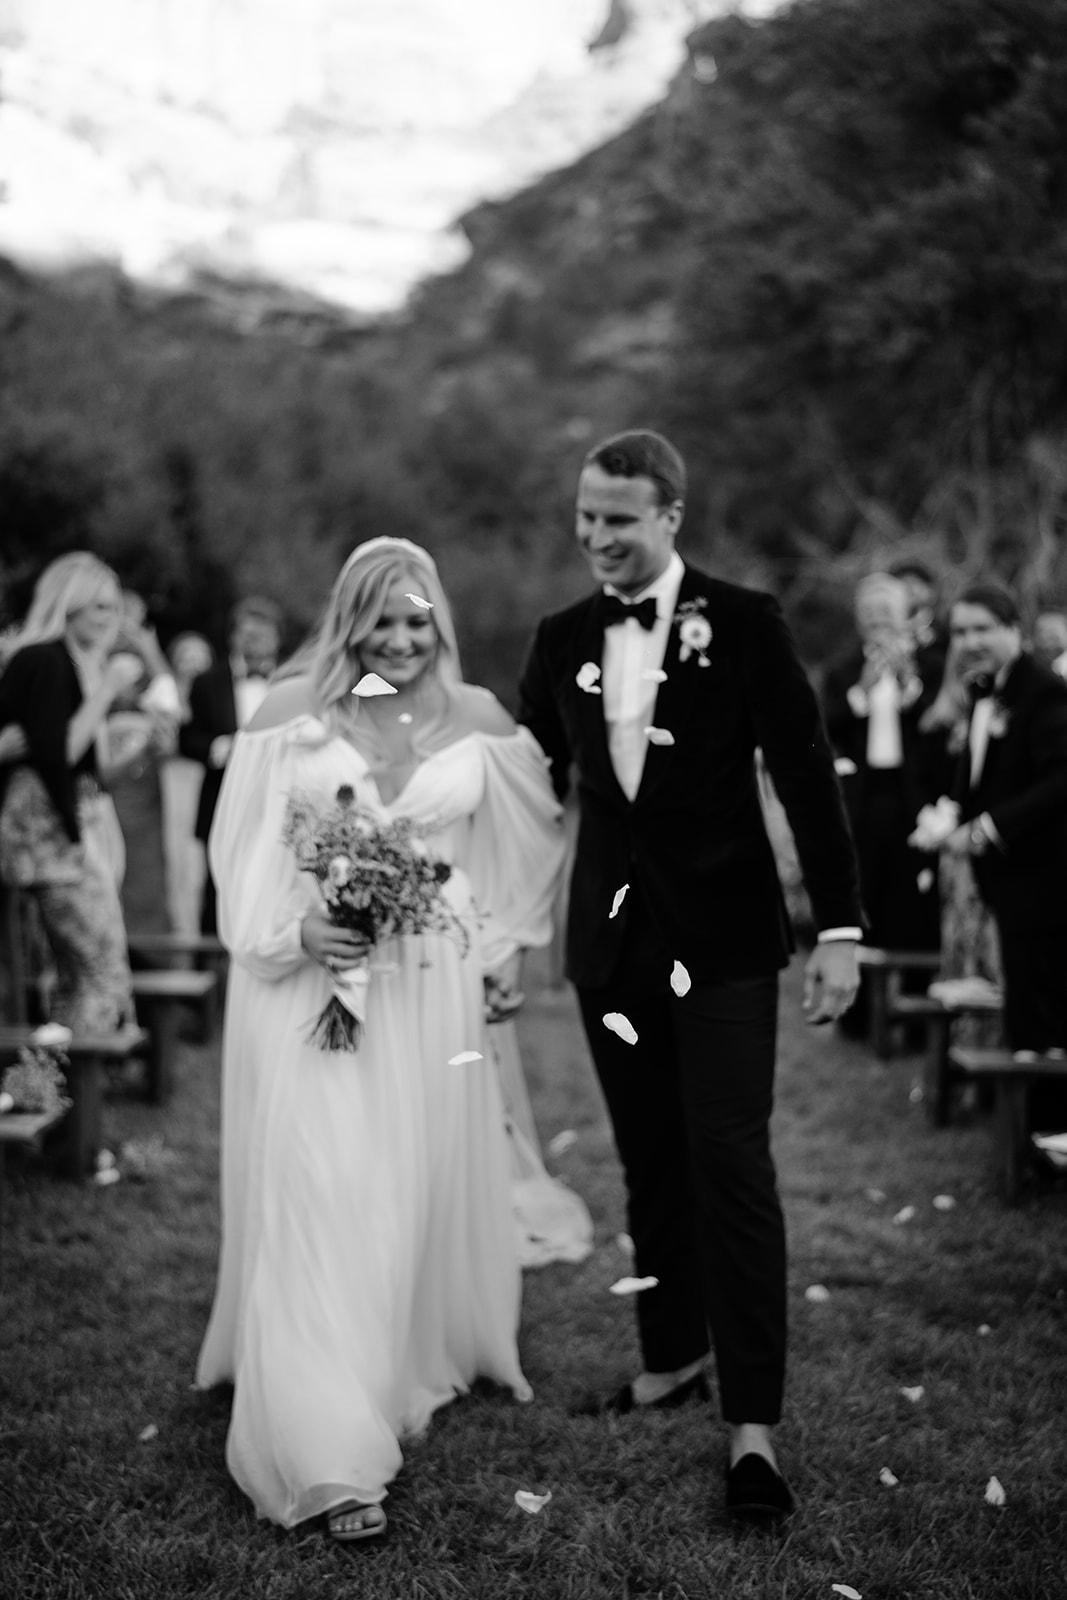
[{"left": 2, "top": 953, "right": 1064, "bottom": 1600}]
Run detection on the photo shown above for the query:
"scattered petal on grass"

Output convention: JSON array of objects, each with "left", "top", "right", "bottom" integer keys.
[
  {"left": 831, "top": 1587, "right": 863, "bottom": 1600},
  {"left": 404, "top": 593, "right": 434, "bottom": 609},
  {"left": 670, "top": 960, "right": 691, "bottom": 997},
  {"left": 138, "top": 1424, "right": 159, "bottom": 1443},
  {"left": 609, "top": 884, "right": 629, "bottom": 919},
  {"left": 514, "top": 1489, "right": 552, "bottom": 1514},
  {"left": 0, "top": 1092, "right": 14, "bottom": 1115},
  {"left": 879, "top": 1467, "right": 899, "bottom": 1487},
  {"left": 977, "top": 1324, "right": 992, "bottom": 1336},
  {"left": 644, "top": 726, "right": 675, "bottom": 746},
  {"left": 932, "top": 1194, "right": 957, "bottom": 1211},
  {"left": 893, "top": 1205, "right": 917, "bottom": 1225},
  {"left": 865, "top": 1188, "right": 887, "bottom": 1203},
  {"left": 642, "top": 667, "right": 668, "bottom": 683},
  {"left": 398, "top": 713, "right": 413, "bottom": 725},
  {"left": 616, "top": 1232, "right": 635, "bottom": 1257},
  {"left": 609, "top": 1275, "right": 659, "bottom": 1295},
  {"left": 447, "top": 1051, "right": 484, "bottom": 1066},
  {"left": 352, "top": 673, "right": 397, "bottom": 697},
  {"left": 908, "top": 1084, "right": 924, "bottom": 1104},
  {"left": 984, "top": 1476, "right": 1006, "bottom": 1507},
  {"left": 900, "top": 1385, "right": 924, "bottom": 1403},
  {"left": 603, "top": 1012, "right": 638, "bottom": 1045},
  {"left": 805, "top": 1284, "right": 831, "bottom": 1303},
  {"left": 547, "top": 1129, "right": 578, "bottom": 1157}
]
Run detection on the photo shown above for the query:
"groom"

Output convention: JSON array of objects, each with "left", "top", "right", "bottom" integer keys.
[{"left": 518, "top": 430, "right": 863, "bottom": 1519}]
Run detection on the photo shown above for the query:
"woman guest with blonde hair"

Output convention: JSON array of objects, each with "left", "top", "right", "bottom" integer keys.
[
  {"left": 196, "top": 537, "right": 585, "bottom": 1543},
  {"left": 0, "top": 552, "right": 143, "bottom": 1032}
]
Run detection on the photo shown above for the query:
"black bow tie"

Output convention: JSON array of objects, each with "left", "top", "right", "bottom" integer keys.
[
  {"left": 601, "top": 593, "right": 658, "bottom": 631},
  {"left": 968, "top": 674, "right": 996, "bottom": 705}
]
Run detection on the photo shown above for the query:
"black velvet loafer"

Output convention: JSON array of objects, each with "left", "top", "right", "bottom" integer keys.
[
  {"left": 724, "top": 1452, "right": 795, "bottom": 1520},
  {"left": 584, "top": 1369, "right": 711, "bottom": 1417}
]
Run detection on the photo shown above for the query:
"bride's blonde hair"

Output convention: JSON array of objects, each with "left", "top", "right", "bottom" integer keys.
[{"left": 280, "top": 538, "right": 462, "bottom": 724}]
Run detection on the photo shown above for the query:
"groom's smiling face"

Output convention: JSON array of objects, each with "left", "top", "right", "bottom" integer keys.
[{"left": 575, "top": 464, "right": 682, "bottom": 598}]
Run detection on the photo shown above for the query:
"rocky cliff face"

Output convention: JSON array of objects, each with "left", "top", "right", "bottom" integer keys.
[{"left": 0, "top": 0, "right": 768, "bottom": 319}]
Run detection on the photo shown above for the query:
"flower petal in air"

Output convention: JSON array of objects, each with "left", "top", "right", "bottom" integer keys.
[
  {"left": 609, "top": 884, "right": 629, "bottom": 919},
  {"left": 642, "top": 667, "right": 668, "bottom": 683},
  {"left": 609, "top": 1275, "right": 659, "bottom": 1295},
  {"left": 30, "top": 1023, "right": 73, "bottom": 1049},
  {"left": 138, "top": 1424, "right": 159, "bottom": 1443},
  {"left": 866, "top": 1188, "right": 887, "bottom": 1203},
  {"left": 548, "top": 1129, "right": 578, "bottom": 1156},
  {"left": 878, "top": 1467, "right": 899, "bottom": 1487},
  {"left": 602, "top": 1012, "right": 638, "bottom": 1045},
  {"left": 893, "top": 1205, "right": 917, "bottom": 1225},
  {"left": 670, "top": 960, "right": 691, "bottom": 996},
  {"left": 644, "top": 725, "right": 675, "bottom": 746},
  {"left": 805, "top": 1284, "right": 831, "bottom": 1303},
  {"left": 616, "top": 1232, "right": 635, "bottom": 1258},
  {"left": 398, "top": 713, "right": 413, "bottom": 725},
  {"left": 576, "top": 661, "right": 602, "bottom": 694},
  {"left": 984, "top": 1476, "right": 1006, "bottom": 1507},
  {"left": 831, "top": 1587, "right": 862, "bottom": 1600},
  {"left": 448, "top": 1050, "right": 484, "bottom": 1065},
  {"left": 932, "top": 1194, "right": 956, "bottom": 1211},
  {"left": 404, "top": 593, "right": 434, "bottom": 609},
  {"left": 514, "top": 1489, "right": 552, "bottom": 1514},
  {"left": 977, "top": 1323, "right": 992, "bottom": 1336},
  {"left": 352, "top": 673, "right": 398, "bottom": 697}
]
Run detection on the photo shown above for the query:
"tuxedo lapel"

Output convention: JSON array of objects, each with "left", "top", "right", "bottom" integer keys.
[
  {"left": 634, "top": 566, "right": 704, "bottom": 804},
  {"left": 570, "top": 596, "right": 626, "bottom": 800}
]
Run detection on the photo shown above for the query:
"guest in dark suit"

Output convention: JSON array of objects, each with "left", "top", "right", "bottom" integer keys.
[
  {"left": 180, "top": 598, "right": 281, "bottom": 934},
  {"left": 518, "top": 430, "right": 863, "bottom": 1520},
  {"left": 941, "top": 583, "right": 1067, "bottom": 1127},
  {"left": 821, "top": 573, "right": 942, "bottom": 1035}
]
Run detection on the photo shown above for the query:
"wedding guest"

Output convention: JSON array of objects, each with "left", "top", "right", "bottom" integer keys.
[
  {"left": 180, "top": 598, "right": 282, "bottom": 935},
  {"left": 518, "top": 429, "right": 863, "bottom": 1521},
  {"left": 160, "top": 632, "right": 215, "bottom": 939},
  {"left": 0, "top": 553, "right": 141, "bottom": 1033},
  {"left": 937, "top": 583, "right": 1067, "bottom": 1130},
  {"left": 822, "top": 572, "right": 941, "bottom": 1036},
  {"left": 196, "top": 538, "right": 578, "bottom": 1541},
  {"left": 1031, "top": 608, "right": 1067, "bottom": 678},
  {"left": 887, "top": 557, "right": 948, "bottom": 684}
]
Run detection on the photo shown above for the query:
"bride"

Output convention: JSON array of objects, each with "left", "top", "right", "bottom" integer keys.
[{"left": 195, "top": 537, "right": 589, "bottom": 1542}]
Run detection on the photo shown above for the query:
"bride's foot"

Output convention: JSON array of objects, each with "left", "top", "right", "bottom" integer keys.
[{"left": 326, "top": 1501, "right": 387, "bottom": 1543}]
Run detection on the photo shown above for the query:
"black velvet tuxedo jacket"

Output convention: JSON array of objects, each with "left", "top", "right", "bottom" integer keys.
[
  {"left": 518, "top": 565, "right": 864, "bottom": 988},
  {"left": 821, "top": 645, "right": 942, "bottom": 825},
  {"left": 953, "top": 651, "right": 1067, "bottom": 935},
  {"left": 179, "top": 663, "right": 239, "bottom": 844}
]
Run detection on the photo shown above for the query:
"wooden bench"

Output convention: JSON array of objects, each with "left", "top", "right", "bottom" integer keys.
[
  {"left": 127, "top": 933, "right": 227, "bottom": 1041},
  {"left": 129, "top": 970, "right": 218, "bottom": 1103},
  {"left": 0, "top": 1025, "right": 150, "bottom": 1178},
  {"left": 856, "top": 947, "right": 943, "bottom": 1060},
  {"left": 947, "top": 1046, "right": 1067, "bottom": 1202},
  {"left": 903, "top": 988, "right": 1004, "bottom": 1126}
]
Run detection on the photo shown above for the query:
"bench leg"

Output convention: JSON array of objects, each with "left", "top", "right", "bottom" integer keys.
[
  {"left": 868, "top": 970, "right": 892, "bottom": 1060},
  {"left": 924, "top": 1013, "right": 953, "bottom": 1127},
  {"left": 995, "top": 1080, "right": 1029, "bottom": 1204},
  {"left": 60, "top": 1056, "right": 104, "bottom": 1179},
  {"left": 144, "top": 1002, "right": 178, "bottom": 1105}
]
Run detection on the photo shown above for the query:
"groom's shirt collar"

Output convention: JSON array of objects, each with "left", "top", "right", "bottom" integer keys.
[{"left": 602, "top": 550, "right": 685, "bottom": 618}]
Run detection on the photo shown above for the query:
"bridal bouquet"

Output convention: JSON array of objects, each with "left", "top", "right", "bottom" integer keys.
[{"left": 283, "top": 783, "right": 463, "bottom": 1051}]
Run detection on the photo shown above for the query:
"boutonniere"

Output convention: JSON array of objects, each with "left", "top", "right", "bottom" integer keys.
[
  {"left": 987, "top": 700, "right": 1010, "bottom": 739},
  {"left": 673, "top": 598, "right": 712, "bottom": 666},
  {"left": 576, "top": 661, "right": 602, "bottom": 695}
]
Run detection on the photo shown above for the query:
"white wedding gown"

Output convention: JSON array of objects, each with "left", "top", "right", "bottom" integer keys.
[{"left": 195, "top": 713, "right": 588, "bottom": 1527}]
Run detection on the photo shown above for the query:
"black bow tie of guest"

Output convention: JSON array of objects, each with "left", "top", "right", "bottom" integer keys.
[
  {"left": 600, "top": 594, "right": 658, "bottom": 631},
  {"left": 968, "top": 674, "right": 996, "bottom": 705}
]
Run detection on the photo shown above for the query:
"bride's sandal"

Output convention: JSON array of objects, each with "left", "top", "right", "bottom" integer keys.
[{"left": 326, "top": 1501, "right": 387, "bottom": 1543}]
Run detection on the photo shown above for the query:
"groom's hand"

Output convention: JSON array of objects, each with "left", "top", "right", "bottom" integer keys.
[{"left": 802, "top": 940, "right": 860, "bottom": 1025}]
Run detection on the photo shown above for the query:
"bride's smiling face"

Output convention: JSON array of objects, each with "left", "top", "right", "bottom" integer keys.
[{"left": 356, "top": 579, "right": 438, "bottom": 689}]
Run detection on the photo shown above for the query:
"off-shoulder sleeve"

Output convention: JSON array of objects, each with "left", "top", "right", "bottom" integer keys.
[
  {"left": 465, "top": 728, "right": 568, "bottom": 971},
  {"left": 207, "top": 721, "right": 323, "bottom": 981}
]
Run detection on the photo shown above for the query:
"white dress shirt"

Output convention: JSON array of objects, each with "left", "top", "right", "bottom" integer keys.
[{"left": 601, "top": 552, "right": 684, "bottom": 801}]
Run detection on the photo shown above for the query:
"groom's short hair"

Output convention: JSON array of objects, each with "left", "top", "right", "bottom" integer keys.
[{"left": 585, "top": 430, "right": 686, "bottom": 508}]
